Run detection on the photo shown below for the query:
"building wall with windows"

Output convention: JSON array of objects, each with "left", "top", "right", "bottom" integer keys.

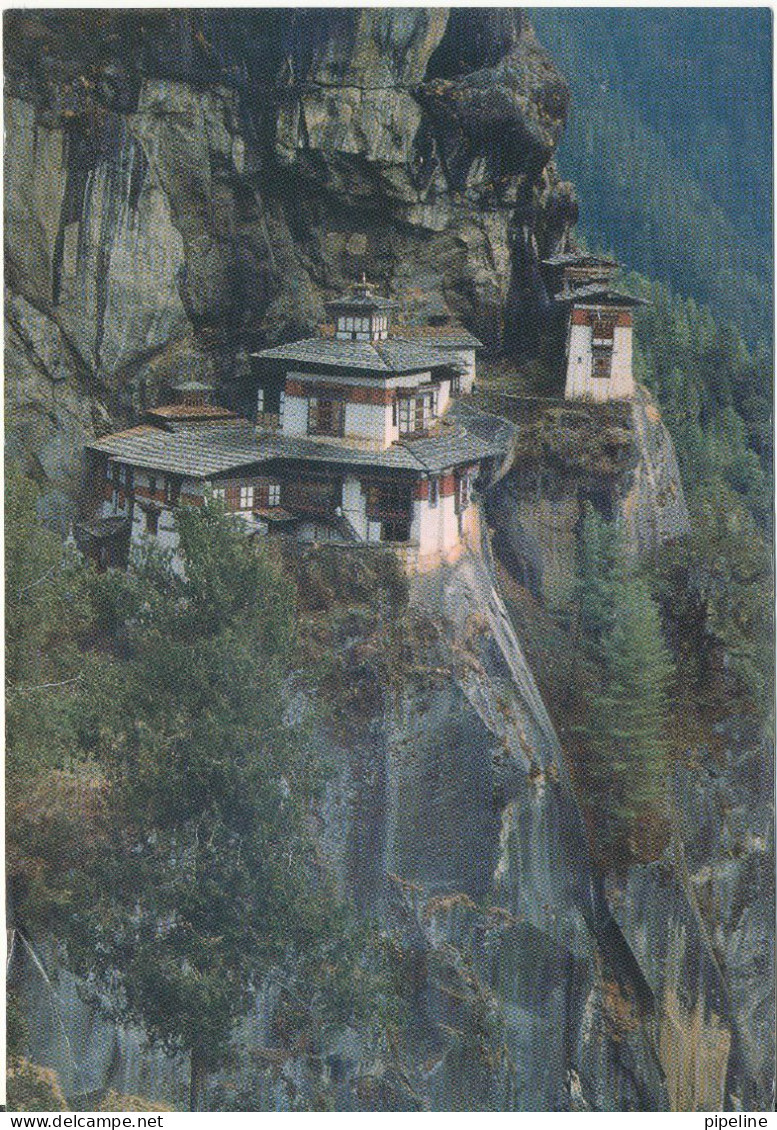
[
  {"left": 564, "top": 306, "right": 634, "bottom": 402},
  {"left": 88, "top": 445, "right": 483, "bottom": 577},
  {"left": 445, "top": 348, "right": 476, "bottom": 395},
  {"left": 281, "top": 369, "right": 446, "bottom": 447}
]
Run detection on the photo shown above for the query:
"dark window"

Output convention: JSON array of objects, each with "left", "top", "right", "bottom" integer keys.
[
  {"left": 381, "top": 519, "right": 411, "bottom": 543},
  {"left": 591, "top": 314, "right": 616, "bottom": 343},
  {"left": 450, "top": 373, "right": 461, "bottom": 397},
  {"left": 149, "top": 475, "right": 156, "bottom": 496},
  {"left": 284, "top": 479, "right": 339, "bottom": 516},
  {"left": 429, "top": 478, "right": 438, "bottom": 507},
  {"left": 146, "top": 509, "right": 159, "bottom": 536},
  {"left": 365, "top": 481, "right": 413, "bottom": 522},
  {"left": 592, "top": 346, "right": 613, "bottom": 379},
  {"left": 308, "top": 397, "right": 345, "bottom": 437}
]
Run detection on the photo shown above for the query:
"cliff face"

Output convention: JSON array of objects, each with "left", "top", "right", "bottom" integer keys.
[
  {"left": 11, "top": 531, "right": 666, "bottom": 1111},
  {"left": 4, "top": 8, "right": 575, "bottom": 521},
  {"left": 482, "top": 387, "right": 691, "bottom": 607},
  {"left": 15, "top": 524, "right": 771, "bottom": 1111},
  {"left": 6, "top": 9, "right": 772, "bottom": 1113}
]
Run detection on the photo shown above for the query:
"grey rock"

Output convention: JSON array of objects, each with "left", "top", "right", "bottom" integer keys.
[{"left": 5, "top": 10, "right": 572, "bottom": 497}]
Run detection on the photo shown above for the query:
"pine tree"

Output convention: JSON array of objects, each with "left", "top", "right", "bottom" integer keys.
[
  {"left": 590, "top": 569, "right": 674, "bottom": 818},
  {"left": 574, "top": 510, "right": 675, "bottom": 860},
  {"left": 72, "top": 498, "right": 384, "bottom": 1110},
  {"left": 575, "top": 503, "right": 618, "bottom": 657}
]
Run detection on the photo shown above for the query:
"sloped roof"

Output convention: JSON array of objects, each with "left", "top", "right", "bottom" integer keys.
[
  {"left": 87, "top": 423, "right": 261, "bottom": 478},
  {"left": 252, "top": 336, "right": 458, "bottom": 374},
  {"left": 87, "top": 402, "right": 511, "bottom": 480},
  {"left": 556, "top": 285, "right": 647, "bottom": 307},
  {"left": 325, "top": 293, "right": 396, "bottom": 311},
  {"left": 393, "top": 325, "right": 483, "bottom": 351}
]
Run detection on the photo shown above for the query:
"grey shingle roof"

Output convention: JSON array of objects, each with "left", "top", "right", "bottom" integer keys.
[
  {"left": 252, "top": 337, "right": 458, "bottom": 374},
  {"left": 87, "top": 424, "right": 262, "bottom": 478},
  {"left": 392, "top": 328, "right": 483, "bottom": 350},
  {"left": 556, "top": 285, "right": 647, "bottom": 306},
  {"left": 326, "top": 294, "right": 396, "bottom": 311},
  {"left": 87, "top": 401, "right": 512, "bottom": 480}
]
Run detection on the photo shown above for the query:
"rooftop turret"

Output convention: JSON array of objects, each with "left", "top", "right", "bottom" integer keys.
[{"left": 325, "top": 277, "right": 396, "bottom": 342}]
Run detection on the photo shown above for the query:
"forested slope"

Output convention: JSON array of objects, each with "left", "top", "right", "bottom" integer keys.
[{"left": 531, "top": 8, "right": 772, "bottom": 345}]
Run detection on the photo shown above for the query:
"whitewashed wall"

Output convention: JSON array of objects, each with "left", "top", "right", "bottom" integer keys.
[
  {"left": 341, "top": 474, "right": 369, "bottom": 540},
  {"left": 564, "top": 314, "right": 634, "bottom": 402}
]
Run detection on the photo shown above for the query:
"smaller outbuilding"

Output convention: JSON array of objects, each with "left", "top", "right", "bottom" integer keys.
[{"left": 542, "top": 253, "right": 647, "bottom": 403}]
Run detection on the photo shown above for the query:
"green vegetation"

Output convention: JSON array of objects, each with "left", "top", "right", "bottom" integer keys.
[
  {"left": 565, "top": 274, "right": 772, "bottom": 859},
  {"left": 6, "top": 482, "right": 401, "bottom": 1111},
  {"left": 628, "top": 273, "right": 772, "bottom": 528},
  {"left": 531, "top": 8, "right": 772, "bottom": 345},
  {"left": 571, "top": 507, "right": 675, "bottom": 862},
  {"left": 626, "top": 273, "right": 774, "bottom": 727}
]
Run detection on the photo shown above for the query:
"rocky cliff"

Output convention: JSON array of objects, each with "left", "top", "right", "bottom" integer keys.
[
  {"left": 6, "top": 8, "right": 772, "bottom": 1113},
  {"left": 5, "top": 8, "right": 575, "bottom": 525},
  {"left": 13, "top": 520, "right": 772, "bottom": 1111},
  {"left": 481, "top": 387, "right": 691, "bottom": 607}
]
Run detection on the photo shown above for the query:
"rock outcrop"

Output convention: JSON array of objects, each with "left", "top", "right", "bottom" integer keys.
[
  {"left": 4, "top": 9, "right": 575, "bottom": 501},
  {"left": 15, "top": 515, "right": 771, "bottom": 1112},
  {"left": 11, "top": 530, "right": 668, "bottom": 1111},
  {"left": 482, "top": 387, "right": 691, "bottom": 607}
]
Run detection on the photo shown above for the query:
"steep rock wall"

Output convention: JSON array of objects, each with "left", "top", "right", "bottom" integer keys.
[
  {"left": 4, "top": 9, "right": 576, "bottom": 503},
  {"left": 483, "top": 387, "right": 691, "bottom": 607},
  {"left": 11, "top": 511, "right": 769, "bottom": 1111},
  {"left": 13, "top": 528, "right": 669, "bottom": 1111}
]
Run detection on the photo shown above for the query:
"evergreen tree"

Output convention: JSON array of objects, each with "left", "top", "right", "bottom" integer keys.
[
  {"left": 575, "top": 503, "right": 618, "bottom": 657},
  {"left": 5, "top": 467, "right": 97, "bottom": 935},
  {"left": 70, "top": 499, "right": 387, "bottom": 1110},
  {"left": 574, "top": 511, "right": 675, "bottom": 860},
  {"left": 590, "top": 570, "right": 674, "bottom": 817}
]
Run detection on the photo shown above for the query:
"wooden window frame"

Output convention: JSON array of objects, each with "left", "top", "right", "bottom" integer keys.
[
  {"left": 397, "top": 389, "right": 438, "bottom": 437},
  {"left": 308, "top": 396, "right": 345, "bottom": 438},
  {"left": 255, "top": 480, "right": 281, "bottom": 509},
  {"left": 591, "top": 345, "right": 613, "bottom": 379}
]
